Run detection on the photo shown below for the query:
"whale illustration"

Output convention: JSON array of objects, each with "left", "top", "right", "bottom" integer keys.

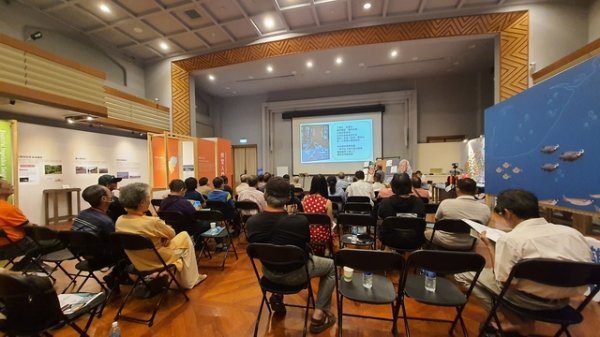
[
  {"left": 539, "top": 199, "right": 558, "bottom": 206},
  {"left": 541, "top": 145, "right": 559, "bottom": 154},
  {"left": 559, "top": 149, "right": 584, "bottom": 161},
  {"left": 591, "top": 194, "right": 600, "bottom": 199},
  {"left": 562, "top": 196, "right": 594, "bottom": 206},
  {"left": 541, "top": 163, "right": 559, "bottom": 172}
]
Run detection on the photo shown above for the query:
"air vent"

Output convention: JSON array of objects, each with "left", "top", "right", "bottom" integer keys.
[
  {"left": 184, "top": 9, "right": 201, "bottom": 19},
  {"left": 236, "top": 74, "right": 295, "bottom": 82},
  {"left": 367, "top": 57, "right": 445, "bottom": 68}
]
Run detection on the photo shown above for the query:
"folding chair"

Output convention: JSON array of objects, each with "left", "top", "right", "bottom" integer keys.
[
  {"left": 0, "top": 229, "right": 36, "bottom": 270},
  {"left": 343, "top": 202, "right": 372, "bottom": 214},
  {"left": 206, "top": 200, "right": 239, "bottom": 233},
  {"left": 480, "top": 258, "right": 600, "bottom": 337},
  {"left": 425, "top": 219, "right": 477, "bottom": 251},
  {"left": 346, "top": 196, "right": 371, "bottom": 203},
  {"left": 297, "top": 212, "right": 334, "bottom": 257},
  {"left": 378, "top": 216, "right": 426, "bottom": 254},
  {"left": 235, "top": 200, "right": 260, "bottom": 240},
  {"left": 400, "top": 250, "right": 485, "bottom": 337},
  {"left": 195, "top": 210, "right": 239, "bottom": 270},
  {"left": 328, "top": 196, "right": 344, "bottom": 218},
  {"left": 424, "top": 203, "right": 440, "bottom": 214},
  {"left": 337, "top": 213, "right": 377, "bottom": 249},
  {"left": 294, "top": 187, "right": 305, "bottom": 201},
  {"left": 24, "top": 225, "right": 76, "bottom": 282},
  {"left": 110, "top": 232, "right": 190, "bottom": 327},
  {"left": 0, "top": 272, "right": 105, "bottom": 337},
  {"left": 334, "top": 248, "right": 404, "bottom": 337},
  {"left": 58, "top": 231, "right": 115, "bottom": 294},
  {"left": 157, "top": 210, "right": 199, "bottom": 242},
  {"left": 150, "top": 199, "right": 163, "bottom": 213},
  {"left": 246, "top": 243, "right": 315, "bottom": 337}
]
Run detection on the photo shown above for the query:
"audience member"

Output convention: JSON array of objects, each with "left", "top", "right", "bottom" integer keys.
[
  {"left": 235, "top": 174, "right": 250, "bottom": 195},
  {"left": 98, "top": 174, "right": 126, "bottom": 223},
  {"left": 257, "top": 174, "right": 266, "bottom": 192},
  {"left": 456, "top": 189, "right": 591, "bottom": 336},
  {"left": 208, "top": 177, "right": 237, "bottom": 237},
  {"left": 221, "top": 175, "right": 234, "bottom": 197},
  {"left": 410, "top": 176, "right": 430, "bottom": 201},
  {"left": 335, "top": 172, "right": 350, "bottom": 190},
  {"left": 377, "top": 173, "right": 425, "bottom": 219},
  {"left": 197, "top": 177, "right": 212, "bottom": 196},
  {"left": 116, "top": 182, "right": 206, "bottom": 289},
  {"left": 372, "top": 170, "right": 386, "bottom": 192},
  {"left": 435, "top": 178, "right": 490, "bottom": 224},
  {"left": 183, "top": 177, "right": 205, "bottom": 205},
  {"left": 287, "top": 184, "right": 304, "bottom": 213},
  {"left": 291, "top": 175, "right": 302, "bottom": 188},
  {"left": 237, "top": 175, "right": 267, "bottom": 214},
  {"left": 398, "top": 159, "right": 413, "bottom": 177},
  {"left": 0, "top": 177, "right": 38, "bottom": 270},
  {"left": 345, "top": 170, "right": 375, "bottom": 205},
  {"left": 160, "top": 179, "right": 210, "bottom": 238},
  {"left": 302, "top": 175, "right": 333, "bottom": 256},
  {"left": 247, "top": 177, "right": 336, "bottom": 333},
  {"left": 282, "top": 174, "right": 290, "bottom": 183},
  {"left": 326, "top": 175, "right": 346, "bottom": 203}
]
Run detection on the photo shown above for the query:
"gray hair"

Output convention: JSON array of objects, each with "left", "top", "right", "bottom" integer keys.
[
  {"left": 119, "top": 182, "right": 150, "bottom": 209},
  {"left": 265, "top": 193, "right": 289, "bottom": 208}
]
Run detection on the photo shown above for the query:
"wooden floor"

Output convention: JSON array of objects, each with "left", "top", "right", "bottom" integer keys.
[{"left": 45, "top": 236, "right": 599, "bottom": 337}]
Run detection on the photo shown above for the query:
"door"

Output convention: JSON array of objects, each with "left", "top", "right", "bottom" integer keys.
[{"left": 233, "top": 145, "right": 258, "bottom": 186}]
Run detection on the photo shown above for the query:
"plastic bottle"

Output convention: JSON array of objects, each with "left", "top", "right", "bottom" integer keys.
[
  {"left": 351, "top": 226, "right": 358, "bottom": 243},
  {"left": 362, "top": 272, "right": 373, "bottom": 289},
  {"left": 109, "top": 321, "right": 121, "bottom": 337},
  {"left": 424, "top": 270, "right": 436, "bottom": 292}
]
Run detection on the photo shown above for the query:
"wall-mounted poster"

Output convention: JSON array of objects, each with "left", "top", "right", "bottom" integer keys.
[{"left": 0, "top": 120, "right": 13, "bottom": 184}]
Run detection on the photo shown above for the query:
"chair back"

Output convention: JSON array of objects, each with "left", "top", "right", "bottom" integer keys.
[
  {"left": 328, "top": 196, "right": 344, "bottom": 204},
  {"left": 206, "top": 200, "right": 235, "bottom": 219},
  {"left": 158, "top": 211, "right": 187, "bottom": 234},
  {"left": 23, "top": 225, "right": 64, "bottom": 254},
  {"left": 337, "top": 213, "right": 376, "bottom": 228},
  {"left": 110, "top": 232, "right": 155, "bottom": 251},
  {"left": 406, "top": 250, "right": 485, "bottom": 275},
  {"left": 58, "top": 230, "right": 104, "bottom": 259},
  {"left": 150, "top": 199, "right": 162, "bottom": 212},
  {"left": 0, "top": 273, "right": 63, "bottom": 335},
  {"left": 247, "top": 243, "right": 307, "bottom": 267},
  {"left": 508, "top": 259, "right": 600, "bottom": 289},
  {"left": 343, "top": 202, "right": 372, "bottom": 214},
  {"left": 378, "top": 216, "right": 426, "bottom": 252},
  {"left": 297, "top": 212, "right": 331, "bottom": 226},
  {"left": 235, "top": 200, "right": 260, "bottom": 212},
  {"left": 194, "top": 209, "right": 226, "bottom": 222},
  {"left": 335, "top": 248, "right": 404, "bottom": 272},
  {"left": 424, "top": 203, "right": 440, "bottom": 214},
  {"left": 432, "top": 219, "right": 472, "bottom": 235},
  {"left": 347, "top": 196, "right": 371, "bottom": 203}
]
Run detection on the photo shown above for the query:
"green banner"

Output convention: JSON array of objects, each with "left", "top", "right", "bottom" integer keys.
[{"left": 0, "top": 120, "right": 13, "bottom": 184}]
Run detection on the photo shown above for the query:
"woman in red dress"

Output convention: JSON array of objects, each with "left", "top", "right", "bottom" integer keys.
[{"left": 301, "top": 175, "right": 333, "bottom": 256}]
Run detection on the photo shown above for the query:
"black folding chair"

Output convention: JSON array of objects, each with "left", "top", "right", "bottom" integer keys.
[
  {"left": 480, "top": 258, "right": 600, "bottom": 337},
  {"left": 400, "top": 250, "right": 485, "bottom": 337},
  {"left": 24, "top": 225, "right": 76, "bottom": 282},
  {"left": 343, "top": 202, "right": 372, "bottom": 214},
  {"left": 378, "top": 217, "right": 426, "bottom": 254},
  {"left": 297, "top": 212, "right": 334, "bottom": 257},
  {"left": 110, "top": 232, "right": 190, "bottom": 327},
  {"left": 157, "top": 210, "right": 198, "bottom": 242},
  {"left": 424, "top": 203, "right": 440, "bottom": 214},
  {"left": 0, "top": 229, "right": 39, "bottom": 271},
  {"left": 150, "top": 199, "right": 163, "bottom": 213},
  {"left": 337, "top": 213, "right": 377, "bottom": 249},
  {"left": 347, "top": 196, "right": 371, "bottom": 203},
  {"left": 0, "top": 272, "right": 105, "bottom": 337},
  {"left": 334, "top": 249, "right": 404, "bottom": 337},
  {"left": 235, "top": 200, "right": 261, "bottom": 240},
  {"left": 195, "top": 210, "right": 239, "bottom": 270},
  {"left": 246, "top": 243, "right": 315, "bottom": 337},
  {"left": 426, "top": 219, "right": 477, "bottom": 251},
  {"left": 328, "top": 196, "right": 344, "bottom": 218},
  {"left": 294, "top": 187, "right": 305, "bottom": 201}
]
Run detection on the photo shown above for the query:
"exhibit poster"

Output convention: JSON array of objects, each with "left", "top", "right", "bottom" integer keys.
[{"left": 0, "top": 120, "right": 13, "bottom": 184}]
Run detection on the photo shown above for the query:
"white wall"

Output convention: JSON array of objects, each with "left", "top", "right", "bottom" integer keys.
[
  {"left": 589, "top": 0, "right": 600, "bottom": 42},
  {"left": 145, "top": 59, "right": 173, "bottom": 110},
  {"left": 416, "top": 142, "right": 465, "bottom": 175},
  {"left": 17, "top": 123, "right": 148, "bottom": 225}
]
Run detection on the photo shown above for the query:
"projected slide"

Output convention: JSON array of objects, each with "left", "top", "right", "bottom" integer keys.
[{"left": 300, "top": 119, "right": 373, "bottom": 163}]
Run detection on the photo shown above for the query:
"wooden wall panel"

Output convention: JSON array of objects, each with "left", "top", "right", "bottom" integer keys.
[
  {"left": 171, "top": 63, "right": 190, "bottom": 135},
  {"left": 171, "top": 11, "right": 529, "bottom": 136}
]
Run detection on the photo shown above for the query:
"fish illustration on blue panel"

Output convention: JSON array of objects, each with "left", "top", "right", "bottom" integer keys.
[
  {"left": 559, "top": 149, "right": 584, "bottom": 161},
  {"left": 541, "top": 163, "right": 559, "bottom": 172},
  {"left": 563, "top": 195, "right": 594, "bottom": 206},
  {"left": 541, "top": 144, "right": 559, "bottom": 154}
]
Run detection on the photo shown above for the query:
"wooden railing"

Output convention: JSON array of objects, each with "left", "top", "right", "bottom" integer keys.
[{"left": 532, "top": 38, "right": 600, "bottom": 84}]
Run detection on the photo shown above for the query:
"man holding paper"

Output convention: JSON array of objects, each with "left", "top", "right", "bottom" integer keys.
[{"left": 457, "top": 189, "right": 591, "bottom": 336}]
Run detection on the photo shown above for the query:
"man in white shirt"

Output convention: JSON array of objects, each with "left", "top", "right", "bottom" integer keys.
[
  {"left": 235, "top": 174, "right": 250, "bottom": 195},
  {"left": 345, "top": 170, "right": 375, "bottom": 205},
  {"left": 428, "top": 178, "right": 490, "bottom": 249},
  {"left": 237, "top": 175, "right": 267, "bottom": 214},
  {"left": 456, "top": 189, "right": 591, "bottom": 336},
  {"left": 335, "top": 172, "right": 350, "bottom": 190}
]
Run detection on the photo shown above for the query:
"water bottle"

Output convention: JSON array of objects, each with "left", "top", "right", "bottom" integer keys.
[
  {"left": 362, "top": 272, "right": 373, "bottom": 289},
  {"left": 351, "top": 226, "right": 358, "bottom": 243},
  {"left": 424, "top": 270, "right": 436, "bottom": 292},
  {"left": 109, "top": 321, "right": 121, "bottom": 337}
]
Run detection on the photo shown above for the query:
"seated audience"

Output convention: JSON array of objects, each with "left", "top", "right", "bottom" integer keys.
[
  {"left": 116, "top": 182, "right": 206, "bottom": 289},
  {"left": 372, "top": 171, "right": 386, "bottom": 192},
  {"left": 335, "top": 171, "right": 350, "bottom": 190},
  {"left": 287, "top": 184, "right": 304, "bottom": 214},
  {"left": 237, "top": 175, "right": 267, "bottom": 214},
  {"left": 377, "top": 173, "right": 425, "bottom": 219},
  {"left": 183, "top": 177, "right": 205, "bottom": 205},
  {"left": 197, "top": 177, "right": 212, "bottom": 197},
  {"left": 72, "top": 184, "right": 130, "bottom": 288},
  {"left": 208, "top": 177, "right": 238, "bottom": 237},
  {"left": 291, "top": 175, "right": 302, "bottom": 188},
  {"left": 0, "top": 177, "right": 38, "bottom": 270},
  {"left": 160, "top": 179, "right": 210, "bottom": 238},
  {"left": 456, "top": 189, "right": 592, "bottom": 336},
  {"left": 398, "top": 159, "right": 413, "bottom": 177},
  {"left": 426, "top": 177, "right": 490, "bottom": 250},
  {"left": 235, "top": 174, "right": 250, "bottom": 195},
  {"left": 221, "top": 175, "right": 234, "bottom": 197},
  {"left": 247, "top": 177, "right": 336, "bottom": 334},
  {"left": 302, "top": 175, "right": 334, "bottom": 256},
  {"left": 326, "top": 175, "right": 346, "bottom": 204},
  {"left": 257, "top": 172, "right": 271, "bottom": 192},
  {"left": 345, "top": 170, "right": 375, "bottom": 205},
  {"left": 410, "top": 176, "right": 430, "bottom": 201},
  {"left": 282, "top": 174, "right": 290, "bottom": 183},
  {"left": 98, "top": 174, "right": 126, "bottom": 223}
]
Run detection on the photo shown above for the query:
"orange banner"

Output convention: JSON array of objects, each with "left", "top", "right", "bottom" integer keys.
[
  {"left": 197, "top": 138, "right": 216, "bottom": 180},
  {"left": 216, "top": 138, "right": 232, "bottom": 184},
  {"left": 167, "top": 138, "right": 180, "bottom": 180},
  {"left": 151, "top": 136, "right": 166, "bottom": 188}
]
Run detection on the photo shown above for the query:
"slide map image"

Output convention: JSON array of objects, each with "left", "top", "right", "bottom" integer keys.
[{"left": 301, "top": 124, "right": 330, "bottom": 162}]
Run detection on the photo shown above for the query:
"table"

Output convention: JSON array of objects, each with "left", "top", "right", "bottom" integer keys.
[{"left": 43, "top": 188, "right": 81, "bottom": 225}]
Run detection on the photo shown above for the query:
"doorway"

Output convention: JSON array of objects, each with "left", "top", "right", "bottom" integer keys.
[{"left": 232, "top": 145, "right": 258, "bottom": 187}]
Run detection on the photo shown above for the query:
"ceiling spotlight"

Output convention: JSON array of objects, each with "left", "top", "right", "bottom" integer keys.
[
  {"left": 335, "top": 57, "right": 343, "bottom": 65},
  {"left": 306, "top": 60, "right": 313, "bottom": 68},
  {"left": 266, "top": 65, "right": 273, "bottom": 73},
  {"left": 159, "top": 42, "right": 169, "bottom": 50},
  {"left": 86, "top": 116, "right": 94, "bottom": 121},
  {"left": 133, "top": 27, "right": 143, "bottom": 34},
  {"left": 99, "top": 3, "right": 111, "bottom": 13},
  {"left": 208, "top": 74, "right": 215, "bottom": 81},
  {"left": 390, "top": 50, "right": 398, "bottom": 57},
  {"left": 28, "top": 31, "right": 43, "bottom": 41},
  {"left": 263, "top": 17, "right": 275, "bottom": 29},
  {"left": 66, "top": 118, "right": 74, "bottom": 124},
  {"left": 363, "top": 2, "right": 372, "bottom": 10}
]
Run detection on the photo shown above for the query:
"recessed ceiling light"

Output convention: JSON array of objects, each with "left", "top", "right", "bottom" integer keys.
[
  {"left": 306, "top": 60, "right": 313, "bottom": 68},
  {"left": 363, "top": 2, "right": 372, "bottom": 10},
  {"left": 335, "top": 57, "right": 343, "bottom": 65},
  {"left": 208, "top": 74, "right": 215, "bottom": 81},
  {"left": 263, "top": 17, "right": 275, "bottom": 29},
  {"left": 390, "top": 50, "right": 398, "bottom": 57},
  {"left": 266, "top": 65, "right": 273, "bottom": 73},
  {"left": 67, "top": 118, "right": 74, "bottom": 124},
  {"left": 159, "top": 42, "right": 169, "bottom": 50},
  {"left": 99, "top": 3, "right": 111, "bottom": 13},
  {"left": 86, "top": 116, "right": 93, "bottom": 121},
  {"left": 133, "top": 27, "right": 143, "bottom": 34}
]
